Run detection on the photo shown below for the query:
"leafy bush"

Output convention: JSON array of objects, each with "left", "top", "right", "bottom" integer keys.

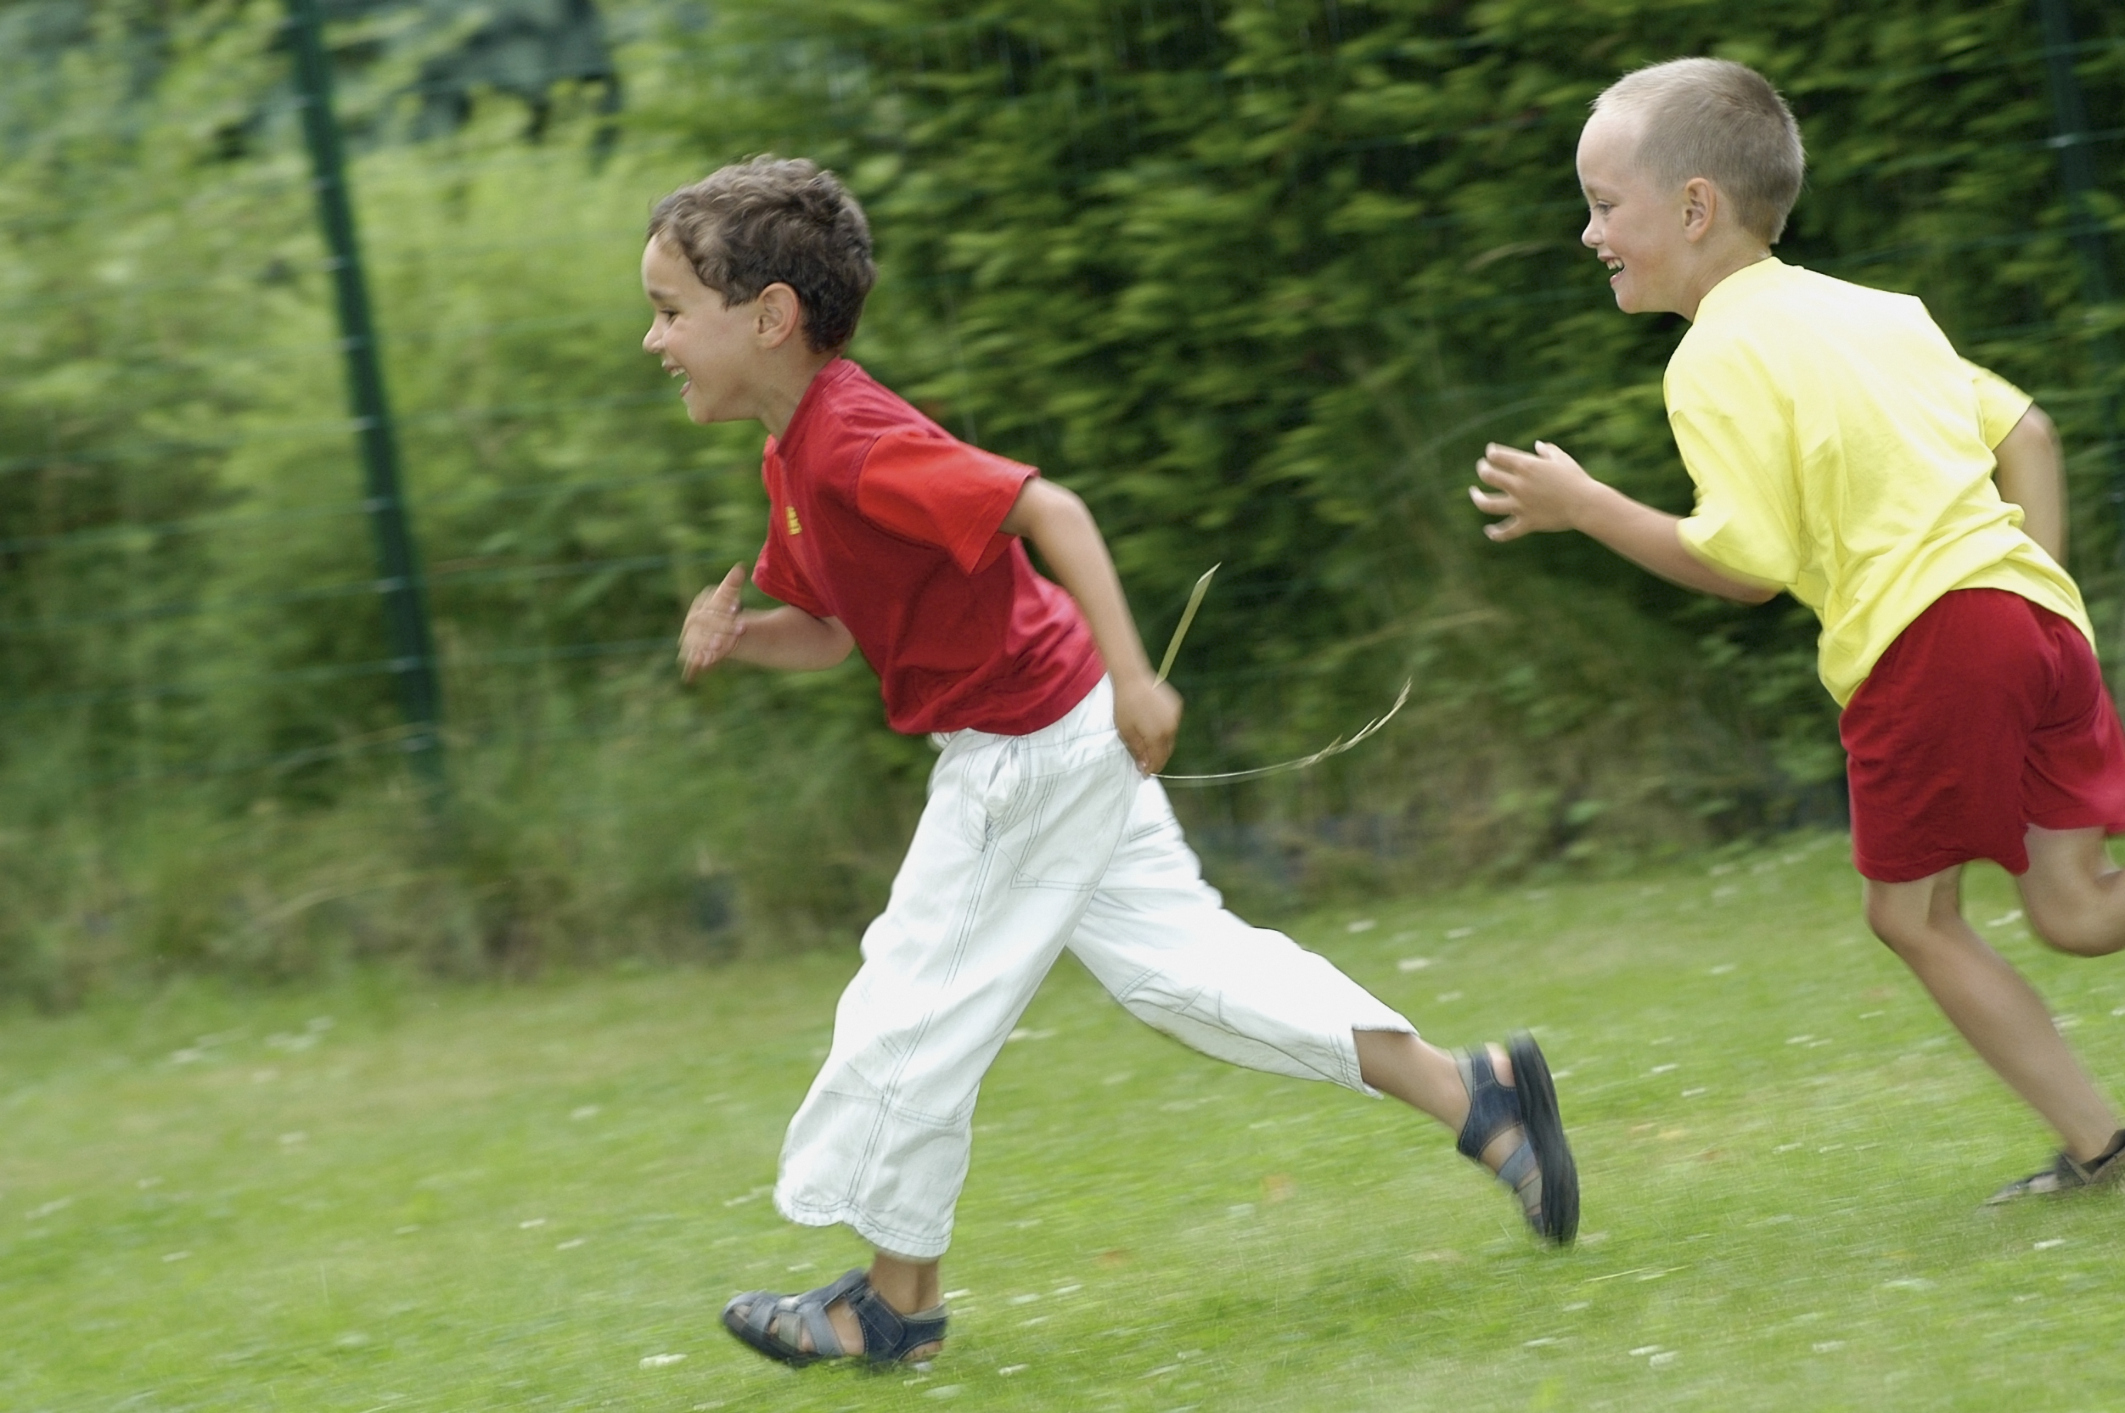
[{"left": 0, "top": 0, "right": 2119, "bottom": 996}]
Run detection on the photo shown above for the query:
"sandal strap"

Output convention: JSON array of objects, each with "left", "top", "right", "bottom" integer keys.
[
  {"left": 1495, "top": 1138, "right": 1539, "bottom": 1193},
  {"left": 842, "top": 1273, "right": 949, "bottom": 1365},
  {"left": 1455, "top": 1047, "right": 1519, "bottom": 1162}
]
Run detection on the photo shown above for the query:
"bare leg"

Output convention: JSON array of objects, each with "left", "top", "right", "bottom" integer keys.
[
  {"left": 2018, "top": 825, "right": 2125, "bottom": 956},
  {"left": 1865, "top": 866, "right": 2117, "bottom": 1162},
  {"left": 1355, "top": 1029, "right": 1524, "bottom": 1171}
]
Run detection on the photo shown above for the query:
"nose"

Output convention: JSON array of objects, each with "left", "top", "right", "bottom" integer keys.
[
  {"left": 1580, "top": 216, "right": 1600, "bottom": 249},
  {"left": 642, "top": 322, "right": 659, "bottom": 354}
]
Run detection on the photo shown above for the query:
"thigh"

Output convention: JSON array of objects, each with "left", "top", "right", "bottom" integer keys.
[
  {"left": 832, "top": 729, "right": 1136, "bottom": 1100},
  {"left": 2021, "top": 610, "right": 2125, "bottom": 836},
  {"left": 1841, "top": 590, "right": 2042, "bottom": 881}
]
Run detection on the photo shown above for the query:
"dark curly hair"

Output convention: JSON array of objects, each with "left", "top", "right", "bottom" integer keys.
[{"left": 647, "top": 157, "right": 876, "bottom": 353}]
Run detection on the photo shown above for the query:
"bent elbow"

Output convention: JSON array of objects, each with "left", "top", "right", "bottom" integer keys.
[{"left": 2007, "top": 402, "right": 2062, "bottom": 461}]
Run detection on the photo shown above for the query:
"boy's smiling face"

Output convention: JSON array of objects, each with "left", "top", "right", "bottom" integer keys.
[
  {"left": 1576, "top": 111, "right": 1692, "bottom": 316},
  {"left": 641, "top": 234, "right": 763, "bottom": 425}
]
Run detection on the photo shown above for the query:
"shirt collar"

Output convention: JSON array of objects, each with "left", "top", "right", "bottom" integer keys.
[{"left": 1694, "top": 255, "right": 1786, "bottom": 323}]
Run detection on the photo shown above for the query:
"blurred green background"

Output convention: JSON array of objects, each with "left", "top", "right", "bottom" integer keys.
[{"left": 1, "top": 0, "right": 2120, "bottom": 1001}]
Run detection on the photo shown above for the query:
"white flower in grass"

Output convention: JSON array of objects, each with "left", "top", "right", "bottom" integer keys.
[{"left": 639, "top": 1352, "right": 685, "bottom": 1369}]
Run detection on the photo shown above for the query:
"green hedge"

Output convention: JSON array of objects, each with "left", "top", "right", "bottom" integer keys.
[{"left": 0, "top": 0, "right": 2119, "bottom": 996}]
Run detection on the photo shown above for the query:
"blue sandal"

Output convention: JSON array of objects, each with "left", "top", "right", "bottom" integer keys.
[
  {"left": 722, "top": 1268, "right": 948, "bottom": 1369},
  {"left": 1456, "top": 1032, "right": 1579, "bottom": 1245}
]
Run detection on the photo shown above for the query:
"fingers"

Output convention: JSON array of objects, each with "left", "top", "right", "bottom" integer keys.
[
  {"left": 1113, "top": 679, "right": 1182, "bottom": 774},
  {"left": 1122, "top": 725, "right": 1176, "bottom": 775},
  {"left": 1468, "top": 482, "right": 1526, "bottom": 541},
  {"left": 679, "top": 563, "right": 748, "bottom": 682},
  {"left": 1486, "top": 440, "right": 1547, "bottom": 468}
]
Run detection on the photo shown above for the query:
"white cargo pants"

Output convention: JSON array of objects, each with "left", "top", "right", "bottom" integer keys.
[{"left": 775, "top": 677, "right": 1416, "bottom": 1259}]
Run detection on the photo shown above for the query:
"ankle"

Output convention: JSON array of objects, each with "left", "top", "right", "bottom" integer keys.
[{"left": 867, "top": 1254, "right": 942, "bottom": 1315}]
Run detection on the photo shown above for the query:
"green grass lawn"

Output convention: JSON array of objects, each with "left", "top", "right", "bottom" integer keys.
[{"left": 5, "top": 830, "right": 2124, "bottom": 1411}]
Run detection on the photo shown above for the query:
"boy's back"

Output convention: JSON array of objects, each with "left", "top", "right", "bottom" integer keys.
[{"left": 1667, "top": 258, "right": 2086, "bottom": 704}]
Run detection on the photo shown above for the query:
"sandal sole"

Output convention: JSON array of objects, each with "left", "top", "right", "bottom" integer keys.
[{"left": 1508, "top": 1031, "right": 1579, "bottom": 1245}]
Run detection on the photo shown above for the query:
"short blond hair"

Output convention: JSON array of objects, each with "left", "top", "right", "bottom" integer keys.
[{"left": 1593, "top": 58, "right": 1805, "bottom": 243}]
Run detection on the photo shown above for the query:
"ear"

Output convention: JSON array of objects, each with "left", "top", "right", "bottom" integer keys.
[
  {"left": 1681, "top": 177, "right": 1717, "bottom": 244},
  {"left": 754, "top": 282, "right": 805, "bottom": 351}
]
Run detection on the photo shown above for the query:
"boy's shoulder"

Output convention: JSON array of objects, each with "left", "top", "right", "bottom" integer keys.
[
  {"left": 782, "top": 359, "right": 958, "bottom": 462},
  {"left": 1672, "top": 261, "right": 1937, "bottom": 388},
  {"left": 799, "top": 359, "right": 952, "bottom": 435}
]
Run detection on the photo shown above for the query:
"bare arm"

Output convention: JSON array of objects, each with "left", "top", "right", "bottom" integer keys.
[
  {"left": 1001, "top": 478, "right": 1180, "bottom": 773},
  {"left": 1471, "top": 441, "right": 1779, "bottom": 604},
  {"left": 1994, "top": 403, "right": 2066, "bottom": 564},
  {"left": 678, "top": 562, "right": 856, "bottom": 680}
]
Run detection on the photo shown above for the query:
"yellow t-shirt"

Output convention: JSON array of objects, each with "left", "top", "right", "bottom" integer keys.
[{"left": 1668, "top": 257, "right": 2089, "bottom": 706}]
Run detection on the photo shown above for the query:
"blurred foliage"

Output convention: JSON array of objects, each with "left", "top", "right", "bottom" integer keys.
[{"left": 0, "top": 0, "right": 2121, "bottom": 998}]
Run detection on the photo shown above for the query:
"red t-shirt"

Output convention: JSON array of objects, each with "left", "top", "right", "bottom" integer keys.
[{"left": 751, "top": 359, "right": 1105, "bottom": 736}]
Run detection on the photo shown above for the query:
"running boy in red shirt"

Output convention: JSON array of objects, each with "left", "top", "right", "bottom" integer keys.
[
  {"left": 648, "top": 158, "right": 1579, "bottom": 1370},
  {"left": 1472, "top": 57, "right": 2125, "bottom": 1201}
]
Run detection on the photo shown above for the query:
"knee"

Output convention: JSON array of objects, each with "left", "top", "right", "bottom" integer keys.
[
  {"left": 1863, "top": 897, "right": 1931, "bottom": 961},
  {"left": 2024, "top": 897, "right": 2125, "bottom": 957}
]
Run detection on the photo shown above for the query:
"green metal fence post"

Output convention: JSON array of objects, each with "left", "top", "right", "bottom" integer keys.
[{"left": 284, "top": 0, "right": 445, "bottom": 786}]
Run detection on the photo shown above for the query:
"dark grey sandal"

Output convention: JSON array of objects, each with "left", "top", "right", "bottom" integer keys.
[
  {"left": 721, "top": 1268, "right": 948, "bottom": 1369},
  {"left": 1456, "top": 1031, "right": 1579, "bottom": 1245},
  {"left": 1985, "top": 1128, "right": 2125, "bottom": 1205}
]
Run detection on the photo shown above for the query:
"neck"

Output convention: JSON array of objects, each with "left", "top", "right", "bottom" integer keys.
[
  {"left": 758, "top": 350, "right": 842, "bottom": 440},
  {"left": 1678, "top": 244, "right": 1774, "bottom": 322}
]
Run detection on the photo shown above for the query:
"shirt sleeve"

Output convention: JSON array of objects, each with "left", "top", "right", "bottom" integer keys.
[
  {"left": 1965, "top": 359, "right": 2035, "bottom": 450},
  {"left": 1666, "top": 349, "right": 1803, "bottom": 591},
  {"left": 854, "top": 426, "right": 1038, "bottom": 574}
]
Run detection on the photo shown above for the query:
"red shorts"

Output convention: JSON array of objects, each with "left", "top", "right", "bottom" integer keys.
[{"left": 1841, "top": 588, "right": 2125, "bottom": 882}]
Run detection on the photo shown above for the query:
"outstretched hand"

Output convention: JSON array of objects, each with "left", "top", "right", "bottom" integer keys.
[
  {"left": 678, "top": 563, "right": 748, "bottom": 682},
  {"left": 1469, "top": 441, "right": 1598, "bottom": 541},
  {"left": 1114, "top": 675, "right": 1183, "bottom": 775}
]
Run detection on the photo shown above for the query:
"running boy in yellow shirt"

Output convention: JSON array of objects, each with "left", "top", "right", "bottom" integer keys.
[{"left": 1471, "top": 57, "right": 2125, "bottom": 1199}]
